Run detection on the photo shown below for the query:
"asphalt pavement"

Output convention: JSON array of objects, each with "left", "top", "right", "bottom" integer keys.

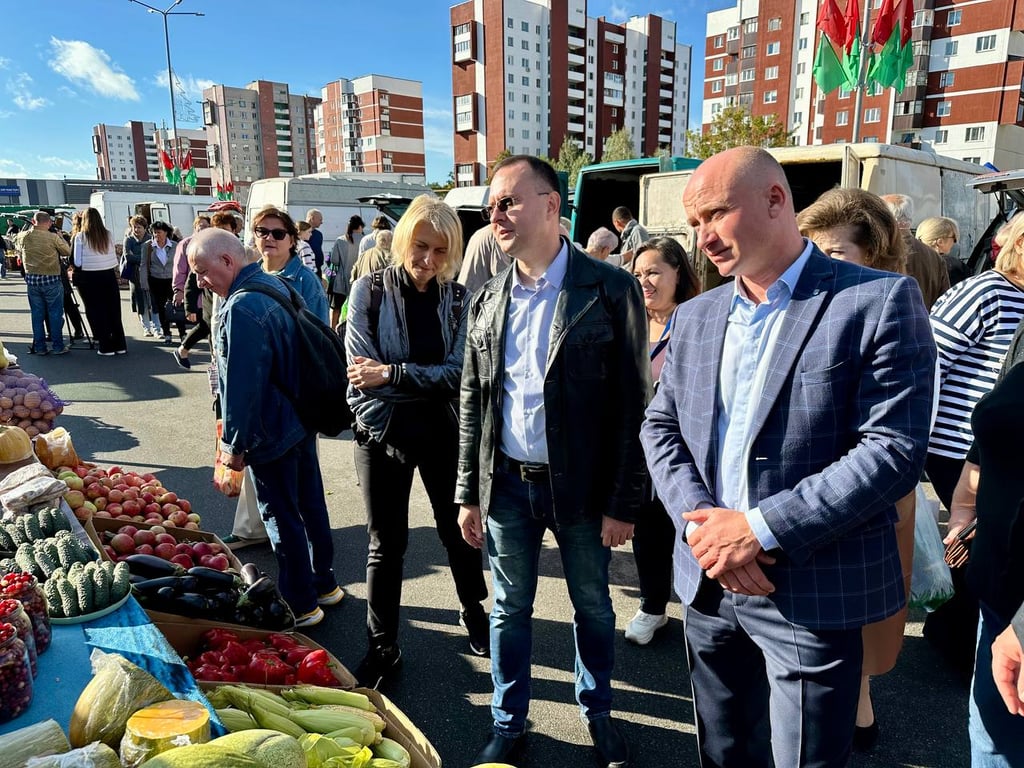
[{"left": 0, "top": 274, "right": 972, "bottom": 767}]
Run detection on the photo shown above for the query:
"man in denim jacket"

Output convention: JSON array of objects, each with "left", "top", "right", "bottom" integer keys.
[{"left": 188, "top": 228, "right": 341, "bottom": 627}]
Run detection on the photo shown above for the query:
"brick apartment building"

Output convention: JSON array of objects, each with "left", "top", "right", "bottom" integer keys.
[
  {"left": 450, "top": 0, "right": 692, "bottom": 186},
  {"left": 92, "top": 121, "right": 212, "bottom": 196},
  {"left": 702, "top": 0, "right": 1024, "bottom": 170}
]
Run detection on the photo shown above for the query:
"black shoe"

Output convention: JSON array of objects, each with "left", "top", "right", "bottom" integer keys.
[
  {"left": 588, "top": 717, "right": 629, "bottom": 768},
  {"left": 852, "top": 721, "right": 879, "bottom": 753},
  {"left": 460, "top": 605, "right": 490, "bottom": 657},
  {"left": 173, "top": 349, "right": 191, "bottom": 369},
  {"left": 27, "top": 346, "right": 47, "bottom": 355},
  {"left": 471, "top": 731, "right": 526, "bottom": 766},
  {"left": 353, "top": 644, "right": 401, "bottom": 690}
]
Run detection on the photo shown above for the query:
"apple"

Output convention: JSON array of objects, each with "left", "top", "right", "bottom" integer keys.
[
  {"left": 126, "top": 476, "right": 143, "bottom": 488},
  {"left": 163, "top": 520, "right": 177, "bottom": 528},
  {"left": 184, "top": 522, "right": 200, "bottom": 531},
  {"left": 154, "top": 533, "right": 176, "bottom": 546},
  {"left": 110, "top": 533, "right": 135, "bottom": 556},
  {"left": 143, "top": 503, "right": 161, "bottom": 517},
  {"left": 115, "top": 515, "right": 132, "bottom": 522},
  {"left": 74, "top": 466, "right": 90, "bottom": 478},
  {"left": 107, "top": 489, "right": 124, "bottom": 503},
  {"left": 109, "top": 466, "right": 123, "bottom": 475},
  {"left": 192, "top": 542, "right": 213, "bottom": 558},
  {"left": 186, "top": 513, "right": 200, "bottom": 524},
  {"left": 170, "top": 553, "right": 193, "bottom": 569},
  {"left": 207, "top": 554, "right": 230, "bottom": 571},
  {"left": 64, "top": 490, "right": 85, "bottom": 509},
  {"left": 85, "top": 483, "right": 105, "bottom": 500},
  {"left": 174, "top": 542, "right": 192, "bottom": 555},
  {"left": 117, "top": 525, "right": 138, "bottom": 538},
  {"left": 154, "top": 542, "right": 177, "bottom": 560},
  {"left": 105, "top": 503, "right": 123, "bottom": 516},
  {"left": 199, "top": 554, "right": 214, "bottom": 567},
  {"left": 61, "top": 475, "right": 84, "bottom": 491},
  {"left": 99, "top": 477, "right": 113, "bottom": 489},
  {"left": 133, "top": 530, "right": 156, "bottom": 546},
  {"left": 145, "top": 516, "right": 163, "bottom": 525},
  {"left": 149, "top": 525, "right": 167, "bottom": 535},
  {"left": 94, "top": 510, "right": 112, "bottom": 519},
  {"left": 157, "top": 492, "right": 178, "bottom": 505},
  {"left": 80, "top": 500, "right": 97, "bottom": 515},
  {"left": 121, "top": 500, "right": 141, "bottom": 516},
  {"left": 208, "top": 543, "right": 224, "bottom": 555},
  {"left": 168, "top": 510, "right": 189, "bottom": 527},
  {"left": 142, "top": 473, "right": 156, "bottom": 482},
  {"left": 135, "top": 544, "right": 154, "bottom": 556},
  {"left": 180, "top": 500, "right": 192, "bottom": 514},
  {"left": 141, "top": 492, "right": 155, "bottom": 504},
  {"left": 103, "top": 545, "right": 116, "bottom": 559}
]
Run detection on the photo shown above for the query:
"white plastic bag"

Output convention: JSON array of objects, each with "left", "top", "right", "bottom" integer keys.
[{"left": 910, "top": 484, "right": 953, "bottom": 611}]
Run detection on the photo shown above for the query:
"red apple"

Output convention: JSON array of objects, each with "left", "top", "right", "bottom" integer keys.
[
  {"left": 145, "top": 516, "right": 163, "bottom": 525},
  {"left": 109, "top": 466, "right": 123, "bottom": 475},
  {"left": 85, "top": 483, "right": 105, "bottom": 500},
  {"left": 155, "top": 533, "right": 177, "bottom": 546},
  {"left": 149, "top": 525, "right": 167, "bottom": 535},
  {"left": 103, "top": 545, "right": 116, "bottom": 559},
  {"left": 174, "top": 542, "right": 193, "bottom": 555},
  {"left": 168, "top": 510, "right": 189, "bottom": 527},
  {"left": 157, "top": 491, "right": 178, "bottom": 505},
  {"left": 94, "top": 510, "right": 112, "bottom": 519},
  {"left": 208, "top": 543, "right": 224, "bottom": 555},
  {"left": 123, "top": 488, "right": 140, "bottom": 500},
  {"left": 99, "top": 477, "right": 113, "bottom": 489},
  {"left": 117, "top": 525, "right": 138, "bottom": 538},
  {"left": 180, "top": 500, "right": 192, "bottom": 513},
  {"left": 154, "top": 542, "right": 177, "bottom": 560},
  {"left": 133, "top": 530, "right": 156, "bottom": 547},
  {"left": 170, "top": 553, "right": 193, "bottom": 569},
  {"left": 105, "top": 503, "right": 123, "bottom": 516},
  {"left": 126, "top": 476, "right": 143, "bottom": 488},
  {"left": 110, "top": 533, "right": 135, "bottom": 556},
  {"left": 142, "top": 473, "right": 156, "bottom": 482},
  {"left": 192, "top": 542, "right": 213, "bottom": 558},
  {"left": 107, "top": 489, "right": 124, "bottom": 503},
  {"left": 116, "top": 514, "right": 132, "bottom": 521},
  {"left": 143, "top": 503, "right": 161, "bottom": 517},
  {"left": 184, "top": 522, "right": 200, "bottom": 531},
  {"left": 135, "top": 544, "right": 154, "bottom": 556},
  {"left": 141, "top": 492, "right": 155, "bottom": 504},
  {"left": 207, "top": 554, "right": 230, "bottom": 571},
  {"left": 122, "top": 499, "right": 141, "bottom": 515},
  {"left": 74, "top": 466, "right": 90, "bottom": 478},
  {"left": 199, "top": 554, "right": 214, "bottom": 567}
]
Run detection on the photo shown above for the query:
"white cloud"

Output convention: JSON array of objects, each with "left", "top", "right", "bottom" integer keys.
[
  {"left": 608, "top": 2, "right": 631, "bottom": 21},
  {"left": 57, "top": 85, "right": 77, "bottom": 99},
  {"left": 37, "top": 156, "right": 94, "bottom": 173},
  {"left": 0, "top": 158, "right": 28, "bottom": 177},
  {"left": 0, "top": 111, "right": 12, "bottom": 119},
  {"left": 48, "top": 38, "right": 139, "bottom": 100},
  {"left": 7, "top": 72, "right": 49, "bottom": 111},
  {"left": 154, "top": 69, "right": 215, "bottom": 100},
  {"left": 421, "top": 99, "right": 454, "bottom": 159}
]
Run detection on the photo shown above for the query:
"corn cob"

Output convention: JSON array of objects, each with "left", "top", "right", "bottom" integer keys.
[
  {"left": 250, "top": 700, "right": 306, "bottom": 739},
  {"left": 283, "top": 685, "right": 375, "bottom": 712},
  {"left": 215, "top": 708, "right": 259, "bottom": 732},
  {"left": 315, "top": 704, "right": 386, "bottom": 732},
  {"left": 372, "top": 737, "right": 411, "bottom": 768},
  {"left": 289, "top": 710, "right": 375, "bottom": 744},
  {"left": 219, "top": 686, "right": 292, "bottom": 718}
]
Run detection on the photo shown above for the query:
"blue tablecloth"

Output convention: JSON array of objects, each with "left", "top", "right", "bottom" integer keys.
[{"left": 0, "top": 596, "right": 223, "bottom": 737}]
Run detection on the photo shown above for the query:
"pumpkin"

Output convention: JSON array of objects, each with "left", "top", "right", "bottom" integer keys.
[{"left": 0, "top": 425, "right": 33, "bottom": 464}]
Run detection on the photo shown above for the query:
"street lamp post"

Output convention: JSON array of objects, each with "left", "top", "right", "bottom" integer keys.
[{"left": 128, "top": 0, "right": 204, "bottom": 192}]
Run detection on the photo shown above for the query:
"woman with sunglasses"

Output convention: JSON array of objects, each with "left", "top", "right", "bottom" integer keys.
[
  {"left": 252, "top": 206, "right": 328, "bottom": 324},
  {"left": 345, "top": 194, "right": 488, "bottom": 688}
]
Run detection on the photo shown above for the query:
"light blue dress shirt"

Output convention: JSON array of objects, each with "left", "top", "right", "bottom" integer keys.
[
  {"left": 499, "top": 241, "right": 569, "bottom": 463},
  {"left": 702, "top": 239, "right": 814, "bottom": 552}
]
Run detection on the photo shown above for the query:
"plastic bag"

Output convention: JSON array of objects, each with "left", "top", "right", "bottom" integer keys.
[
  {"left": 33, "top": 427, "right": 80, "bottom": 470},
  {"left": 26, "top": 742, "right": 120, "bottom": 768},
  {"left": 0, "top": 474, "right": 68, "bottom": 517},
  {"left": 910, "top": 484, "right": 954, "bottom": 611},
  {"left": 213, "top": 419, "right": 243, "bottom": 498}
]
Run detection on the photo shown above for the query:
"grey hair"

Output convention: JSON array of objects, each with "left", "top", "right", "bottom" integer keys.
[{"left": 586, "top": 226, "right": 619, "bottom": 252}]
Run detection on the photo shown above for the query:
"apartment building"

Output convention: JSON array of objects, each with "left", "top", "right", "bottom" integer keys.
[
  {"left": 201, "top": 80, "right": 321, "bottom": 198},
  {"left": 702, "top": 0, "right": 1024, "bottom": 170},
  {"left": 92, "top": 121, "right": 159, "bottom": 183},
  {"left": 316, "top": 75, "right": 426, "bottom": 175},
  {"left": 450, "top": 0, "right": 691, "bottom": 186}
]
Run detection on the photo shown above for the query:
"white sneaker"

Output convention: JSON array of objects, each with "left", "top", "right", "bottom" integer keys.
[{"left": 624, "top": 610, "right": 668, "bottom": 645}]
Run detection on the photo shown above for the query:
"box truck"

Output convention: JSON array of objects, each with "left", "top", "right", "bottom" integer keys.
[{"left": 89, "top": 191, "right": 214, "bottom": 236}]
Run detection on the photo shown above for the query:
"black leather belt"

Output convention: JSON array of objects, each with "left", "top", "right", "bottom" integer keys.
[{"left": 498, "top": 453, "right": 549, "bottom": 483}]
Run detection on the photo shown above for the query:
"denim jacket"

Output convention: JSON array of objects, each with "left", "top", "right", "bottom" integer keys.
[
  {"left": 217, "top": 262, "right": 308, "bottom": 465},
  {"left": 271, "top": 254, "right": 329, "bottom": 325}
]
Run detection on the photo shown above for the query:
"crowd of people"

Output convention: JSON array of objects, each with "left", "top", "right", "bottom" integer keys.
[{"left": 4, "top": 148, "right": 1024, "bottom": 768}]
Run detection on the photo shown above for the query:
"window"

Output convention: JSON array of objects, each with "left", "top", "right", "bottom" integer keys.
[
  {"left": 612, "top": 60, "right": 618, "bottom": 70},
  {"left": 741, "top": 68, "right": 756, "bottom": 82},
  {"left": 797, "top": 62, "right": 806, "bottom": 75},
  {"left": 727, "top": 27, "right": 739, "bottom": 41},
  {"left": 507, "top": 17, "right": 513, "bottom": 28},
  {"left": 725, "top": 73, "right": 738, "bottom": 86},
  {"left": 508, "top": 109, "right": 515, "bottom": 119},
  {"left": 935, "top": 129, "right": 948, "bottom": 143},
  {"left": 507, "top": 91, "right": 514, "bottom": 102},
  {"left": 522, "top": 57, "right": 529, "bottom": 68},
  {"left": 744, "top": 18, "right": 758, "bottom": 33},
  {"left": 800, "top": 11, "right": 810, "bottom": 24},
  {"left": 521, "top": 20, "right": 528, "bottom": 31},
  {"left": 963, "top": 156, "right": 981, "bottom": 164},
  {"left": 913, "top": 40, "right": 930, "bottom": 57},
  {"left": 768, "top": 17, "right": 782, "bottom": 31},
  {"left": 767, "top": 42, "right": 780, "bottom": 55},
  {"left": 937, "top": 101, "right": 952, "bottom": 116},
  {"left": 508, "top": 74, "right": 514, "bottom": 84},
  {"left": 793, "top": 111, "right": 803, "bottom": 124},
  {"left": 507, "top": 36, "right": 514, "bottom": 46},
  {"left": 799, "top": 37, "right": 808, "bottom": 50},
  {"left": 521, "top": 39, "right": 528, "bottom": 49},
  {"left": 765, "top": 66, "right": 779, "bottom": 79},
  {"left": 977, "top": 35, "right": 997, "bottom": 52},
  {"left": 714, "top": 58, "right": 724, "bottom": 71},
  {"left": 939, "top": 72, "right": 955, "bottom": 87},
  {"left": 945, "top": 40, "right": 958, "bottom": 56},
  {"left": 914, "top": 9, "right": 934, "bottom": 26},
  {"left": 714, "top": 34, "right": 724, "bottom": 48},
  {"left": 839, "top": 85, "right": 851, "bottom": 99},
  {"left": 742, "top": 45, "right": 756, "bottom": 58},
  {"left": 947, "top": 9, "right": 962, "bottom": 26},
  {"left": 836, "top": 110, "right": 849, "bottom": 126},
  {"left": 507, "top": 54, "right": 514, "bottom": 65},
  {"left": 764, "top": 90, "right": 778, "bottom": 104},
  {"left": 611, "top": 108, "right": 617, "bottom": 117},
  {"left": 966, "top": 126, "right": 985, "bottom": 141},
  {"left": 612, "top": 44, "right": 619, "bottom": 53},
  {"left": 864, "top": 107, "right": 881, "bottom": 123},
  {"left": 712, "top": 81, "right": 723, "bottom": 93},
  {"left": 795, "top": 87, "right": 804, "bottom": 99},
  {"left": 522, "top": 111, "right": 529, "bottom": 121}
]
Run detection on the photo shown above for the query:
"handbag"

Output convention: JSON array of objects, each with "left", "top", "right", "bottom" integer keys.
[
  {"left": 119, "top": 258, "right": 136, "bottom": 282},
  {"left": 164, "top": 299, "right": 187, "bottom": 326}
]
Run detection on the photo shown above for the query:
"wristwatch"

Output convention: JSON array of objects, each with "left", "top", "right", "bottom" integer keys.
[{"left": 381, "top": 368, "right": 390, "bottom": 381}]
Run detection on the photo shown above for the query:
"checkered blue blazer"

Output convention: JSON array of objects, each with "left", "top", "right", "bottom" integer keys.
[{"left": 641, "top": 248, "right": 937, "bottom": 630}]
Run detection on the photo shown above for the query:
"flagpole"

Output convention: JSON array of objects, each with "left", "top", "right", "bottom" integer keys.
[{"left": 851, "top": 0, "right": 873, "bottom": 142}]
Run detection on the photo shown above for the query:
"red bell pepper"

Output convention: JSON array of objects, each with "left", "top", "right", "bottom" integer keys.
[
  {"left": 267, "top": 633, "right": 299, "bottom": 650},
  {"left": 283, "top": 645, "right": 315, "bottom": 666},
  {"left": 245, "top": 653, "right": 293, "bottom": 685},
  {"left": 296, "top": 649, "right": 338, "bottom": 686},
  {"left": 220, "top": 641, "right": 250, "bottom": 666},
  {"left": 200, "top": 628, "right": 240, "bottom": 650}
]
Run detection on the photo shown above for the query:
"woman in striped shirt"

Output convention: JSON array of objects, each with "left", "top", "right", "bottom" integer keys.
[{"left": 924, "top": 212, "right": 1024, "bottom": 679}]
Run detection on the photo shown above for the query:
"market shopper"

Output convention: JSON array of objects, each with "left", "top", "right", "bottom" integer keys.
[
  {"left": 187, "top": 227, "right": 342, "bottom": 628},
  {"left": 345, "top": 194, "right": 487, "bottom": 689},
  {"left": 140, "top": 222, "right": 184, "bottom": 344},
  {"left": 252, "top": 207, "right": 327, "bottom": 324},
  {"left": 123, "top": 216, "right": 155, "bottom": 336},
  {"left": 71, "top": 208, "right": 127, "bottom": 356},
  {"left": 326, "top": 215, "right": 365, "bottom": 329},
  {"left": 456, "top": 156, "right": 650, "bottom": 768},
  {"left": 17, "top": 211, "right": 70, "bottom": 355}
]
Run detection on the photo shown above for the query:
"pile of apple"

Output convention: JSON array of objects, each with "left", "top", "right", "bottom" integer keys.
[
  {"left": 101, "top": 523, "right": 232, "bottom": 571},
  {"left": 56, "top": 464, "right": 201, "bottom": 529}
]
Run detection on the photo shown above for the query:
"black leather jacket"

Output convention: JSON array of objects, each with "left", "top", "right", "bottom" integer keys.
[{"left": 455, "top": 241, "right": 652, "bottom": 526}]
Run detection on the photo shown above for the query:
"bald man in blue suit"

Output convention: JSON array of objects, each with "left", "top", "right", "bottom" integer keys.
[{"left": 641, "top": 147, "right": 936, "bottom": 768}]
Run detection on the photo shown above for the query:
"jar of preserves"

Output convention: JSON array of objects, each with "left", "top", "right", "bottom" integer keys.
[
  {"left": 0, "top": 599, "right": 36, "bottom": 677},
  {"left": 0, "top": 621, "right": 32, "bottom": 723},
  {"left": 0, "top": 573, "right": 50, "bottom": 653}
]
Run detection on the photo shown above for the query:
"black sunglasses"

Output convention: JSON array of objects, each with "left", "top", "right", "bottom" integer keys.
[
  {"left": 254, "top": 226, "right": 289, "bottom": 241},
  {"left": 481, "top": 192, "right": 552, "bottom": 220}
]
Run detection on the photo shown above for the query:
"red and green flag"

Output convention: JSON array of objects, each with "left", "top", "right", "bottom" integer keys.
[
  {"left": 842, "top": 0, "right": 862, "bottom": 89},
  {"left": 158, "top": 149, "right": 179, "bottom": 185},
  {"left": 180, "top": 151, "right": 197, "bottom": 190},
  {"left": 813, "top": 0, "right": 849, "bottom": 93},
  {"left": 868, "top": 0, "right": 915, "bottom": 92}
]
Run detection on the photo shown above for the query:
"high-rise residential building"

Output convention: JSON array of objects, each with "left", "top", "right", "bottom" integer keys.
[
  {"left": 450, "top": 0, "right": 692, "bottom": 186},
  {"left": 702, "top": 0, "right": 1024, "bottom": 170},
  {"left": 201, "top": 80, "right": 321, "bottom": 197},
  {"left": 92, "top": 121, "right": 159, "bottom": 183},
  {"left": 153, "top": 127, "right": 212, "bottom": 197},
  {"left": 316, "top": 75, "right": 426, "bottom": 175}
]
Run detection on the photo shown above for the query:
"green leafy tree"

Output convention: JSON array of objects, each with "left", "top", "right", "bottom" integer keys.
[
  {"left": 485, "top": 149, "right": 513, "bottom": 184},
  {"left": 553, "top": 135, "right": 593, "bottom": 189},
  {"left": 685, "top": 106, "right": 791, "bottom": 159},
  {"left": 600, "top": 128, "right": 636, "bottom": 162}
]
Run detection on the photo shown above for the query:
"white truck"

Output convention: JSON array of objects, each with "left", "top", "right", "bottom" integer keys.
[
  {"left": 244, "top": 175, "right": 435, "bottom": 245},
  {"left": 640, "top": 143, "right": 999, "bottom": 288},
  {"left": 89, "top": 191, "right": 215, "bottom": 236}
]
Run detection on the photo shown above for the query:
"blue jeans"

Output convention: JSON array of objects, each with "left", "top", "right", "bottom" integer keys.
[
  {"left": 485, "top": 467, "right": 615, "bottom": 735},
  {"left": 26, "top": 279, "right": 65, "bottom": 352},
  {"left": 969, "top": 603, "right": 1024, "bottom": 766},
  {"left": 248, "top": 434, "right": 337, "bottom": 616}
]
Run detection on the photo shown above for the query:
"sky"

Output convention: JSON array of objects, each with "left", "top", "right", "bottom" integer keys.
[{"left": 0, "top": 0, "right": 728, "bottom": 185}]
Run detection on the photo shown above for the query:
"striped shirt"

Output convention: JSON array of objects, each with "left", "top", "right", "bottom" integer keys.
[{"left": 928, "top": 270, "right": 1024, "bottom": 458}]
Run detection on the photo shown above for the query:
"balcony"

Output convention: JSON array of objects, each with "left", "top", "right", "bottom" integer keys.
[
  {"left": 659, "top": 119, "right": 672, "bottom": 129},
  {"left": 661, "top": 58, "right": 674, "bottom": 70},
  {"left": 568, "top": 52, "right": 585, "bottom": 66},
  {"left": 659, "top": 133, "right": 671, "bottom": 143},
  {"left": 567, "top": 103, "right": 584, "bottom": 116},
  {"left": 661, "top": 73, "right": 673, "bottom": 84},
  {"left": 568, "top": 69, "right": 585, "bottom": 83},
  {"left": 569, "top": 34, "right": 585, "bottom": 49},
  {"left": 567, "top": 120, "right": 584, "bottom": 132},
  {"left": 604, "top": 30, "right": 625, "bottom": 44},
  {"left": 568, "top": 85, "right": 585, "bottom": 100},
  {"left": 660, "top": 88, "right": 672, "bottom": 99}
]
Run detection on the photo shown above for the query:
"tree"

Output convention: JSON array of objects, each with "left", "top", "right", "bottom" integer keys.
[
  {"left": 600, "top": 129, "right": 636, "bottom": 162},
  {"left": 484, "top": 149, "right": 512, "bottom": 184},
  {"left": 684, "top": 106, "right": 791, "bottom": 159},
  {"left": 552, "top": 135, "right": 593, "bottom": 189}
]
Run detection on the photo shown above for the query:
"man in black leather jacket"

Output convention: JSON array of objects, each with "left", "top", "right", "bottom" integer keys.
[{"left": 456, "top": 155, "right": 651, "bottom": 768}]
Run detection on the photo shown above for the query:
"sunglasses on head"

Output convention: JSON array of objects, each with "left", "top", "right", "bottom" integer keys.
[{"left": 254, "top": 226, "right": 289, "bottom": 241}]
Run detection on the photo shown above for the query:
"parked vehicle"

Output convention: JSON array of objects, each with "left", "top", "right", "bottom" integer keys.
[{"left": 89, "top": 191, "right": 215, "bottom": 236}]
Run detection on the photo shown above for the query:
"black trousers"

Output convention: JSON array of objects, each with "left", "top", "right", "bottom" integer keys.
[
  {"left": 148, "top": 277, "right": 185, "bottom": 339},
  {"left": 75, "top": 269, "right": 127, "bottom": 354},
  {"left": 632, "top": 495, "right": 675, "bottom": 615},
  {"left": 353, "top": 428, "right": 486, "bottom": 649},
  {"left": 181, "top": 317, "right": 210, "bottom": 351}
]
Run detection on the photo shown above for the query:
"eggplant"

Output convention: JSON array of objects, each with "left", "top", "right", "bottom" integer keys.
[
  {"left": 239, "top": 563, "right": 262, "bottom": 586},
  {"left": 168, "top": 592, "right": 215, "bottom": 617},
  {"left": 156, "top": 586, "right": 176, "bottom": 601},
  {"left": 124, "top": 553, "right": 186, "bottom": 579},
  {"left": 187, "top": 566, "right": 237, "bottom": 589},
  {"left": 265, "top": 597, "right": 295, "bottom": 629},
  {"left": 238, "top": 575, "right": 276, "bottom": 607},
  {"left": 132, "top": 576, "right": 187, "bottom": 595}
]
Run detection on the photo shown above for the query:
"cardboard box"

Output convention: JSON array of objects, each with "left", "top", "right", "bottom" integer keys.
[
  {"left": 362, "top": 686, "right": 443, "bottom": 768},
  {"left": 86, "top": 517, "right": 243, "bottom": 572},
  {"left": 155, "top": 619, "right": 356, "bottom": 689}
]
